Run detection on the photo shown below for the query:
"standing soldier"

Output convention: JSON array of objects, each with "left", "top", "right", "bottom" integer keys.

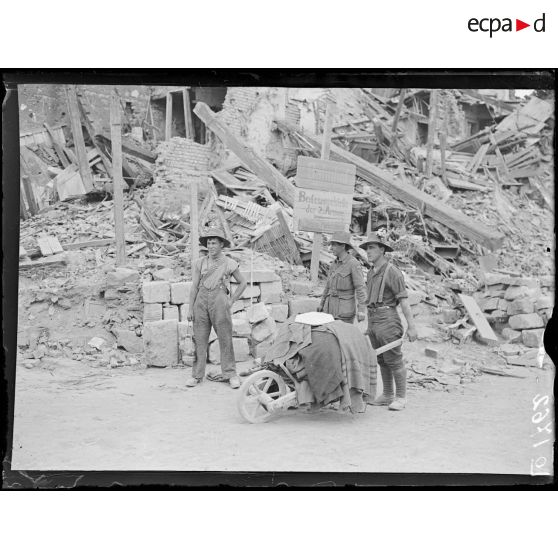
[
  {"left": 317, "top": 231, "right": 367, "bottom": 324},
  {"left": 186, "top": 228, "right": 247, "bottom": 389},
  {"left": 359, "top": 233, "right": 418, "bottom": 410}
]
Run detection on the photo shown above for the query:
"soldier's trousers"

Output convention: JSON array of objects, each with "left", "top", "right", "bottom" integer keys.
[
  {"left": 192, "top": 285, "right": 236, "bottom": 380},
  {"left": 367, "top": 306, "right": 406, "bottom": 398}
]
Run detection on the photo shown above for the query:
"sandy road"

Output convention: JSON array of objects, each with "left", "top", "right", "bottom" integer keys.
[{"left": 10, "top": 356, "right": 554, "bottom": 476}]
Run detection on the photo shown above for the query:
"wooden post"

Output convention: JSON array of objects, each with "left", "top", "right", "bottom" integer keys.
[
  {"left": 20, "top": 183, "right": 29, "bottom": 220},
  {"left": 425, "top": 89, "right": 439, "bottom": 179},
  {"left": 64, "top": 85, "right": 94, "bottom": 192},
  {"left": 391, "top": 88, "right": 407, "bottom": 133},
  {"left": 190, "top": 179, "right": 199, "bottom": 264},
  {"left": 43, "top": 123, "right": 70, "bottom": 168},
  {"left": 110, "top": 92, "right": 126, "bottom": 267},
  {"left": 165, "top": 93, "right": 173, "bottom": 140},
  {"left": 310, "top": 100, "right": 334, "bottom": 283},
  {"left": 20, "top": 170, "right": 39, "bottom": 216},
  {"left": 183, "top": 88, "right": 194, "bottom": 140}
]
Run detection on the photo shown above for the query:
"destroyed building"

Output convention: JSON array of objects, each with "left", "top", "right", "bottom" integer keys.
[{"left": 17, "top": 85, "right": 555, "bottom": 382}]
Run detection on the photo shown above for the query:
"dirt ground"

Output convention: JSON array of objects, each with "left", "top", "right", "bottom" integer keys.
[{"left": 11, "top": 344, "right": 554, "bottom": 475}]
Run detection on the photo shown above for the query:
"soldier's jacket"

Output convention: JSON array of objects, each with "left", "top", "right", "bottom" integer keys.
[{"left": 320, "top": 253, "right": 366, "bottom": 321}]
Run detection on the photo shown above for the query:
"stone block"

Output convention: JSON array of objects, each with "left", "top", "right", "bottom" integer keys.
[
  {"left": 501, "top": 328, "right": 522, "bottom": 343},
  {"left": 113, "top": 328, "right": 143, "bottom": 353},
  {"left": 535, "top": 296, "right": 553, "bottom": 311},
  {"left": 507, "top": 298, "right": 534, "bottom": 316},
  {"left": 170, "top": 281, "right": 192, "bottom": 304},
  {"left": 522, "top": 328, "right": 545, "bottom": 348},
  {"left": 499, "top": 343, "right": 522, "bottom": 356},
  {"left": 246, "top": 302, "right": 269, "bottom": 324},
  {"left": 288, "top": 297, "right": 319, "bottom": 317},
  {"left": 249, "top": 336, "right": 275, "bottom": 359},
  {"left": 540, "top": 275, "right": 554, "bottom": 288},
  {"left": 268, "top": 303, "right": 289, "bottom": 323},
  {"left": 508, "top": 277, "right": 540, "bottom": 289},
  {"left": 178, "top": 304, "right": 190, "bottom": 322},
  {"left": 508, "top": 313, "right": 544, "bottom": 330},
  {"left": 163, "top": 305, "right": 179, "bottom": 321},
  {"left": 290, "top": 280, "right": 313, "bottom": 296},
  {"left": 232, "top": 269, "right": 281, "bottom": 283},
  {"left": 143, "top": 303, "right": 163, "bottom": 322},
  {"left": 504, "top": 285, "right": 541, "bottom": 302},
  {"left": 483, "top": 273, "right": 513, "bottom": 286},
  {"left": 153, "top": 267, "right": 174, "bottom": 281},
  {"left": 238, "top": 285, "right": 261, "bottom": 300},
  {"left": 143, "top": 319, "right": 178, "bottom": 367},
  {"left": 497, "top": 298, "right": 509, "bottom": 312},
  {"left": 479, "top": 297, "right": 499, "bottom": 312},
  {"left": 142, "top": 281, "right": 170, "bottom": 303},
  {"left": 259, "top": 280, "right": 283, "bottom": 303},
  {"left": 539, "top": 308, "right": 552, "bottom": 325},
  {"left": 106, "top": 267, "right": 139, "bottom": 288},
  {"left": 178, "top": 322, "right": 195, "bottom": 364},
  {"left": 232, "top": 317, "right": 251, "bottom": 337},
  {"left": 424, "top": 347, "right": 440, "bottom": 359},
  {"left": 441, "top": 308, "right": 461, "bottom": 324},
  {"left": 251, "top": 317, "right": 277, "bottom": 343},
  {"left": 231, "top": 300, "right": 245, "bottom": 314},
  {"left": 487, "top": 285, "right": 506, "bottom": 296},
  {"left": 208, "top": 337, "right": 251, "bottom": 364}
]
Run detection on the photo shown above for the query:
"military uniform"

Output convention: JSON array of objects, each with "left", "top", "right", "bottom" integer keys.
[{"left": 320, "top": 252, "right": 367, "bottom": 323}]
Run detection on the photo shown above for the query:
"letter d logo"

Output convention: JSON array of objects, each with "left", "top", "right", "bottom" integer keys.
[{"left": 534, "top": 13, "right": 546, "bottom": 32}]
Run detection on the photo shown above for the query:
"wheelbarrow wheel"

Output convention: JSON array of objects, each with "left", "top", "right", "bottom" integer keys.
[{"left": 237, "top": 370, "right": 287, "bottom": 423}]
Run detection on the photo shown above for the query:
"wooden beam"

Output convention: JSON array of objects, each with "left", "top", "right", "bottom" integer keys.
[
  {"left": 20, "top": 173, "right": 39, "bottom": 216},
  {"left": 183, "top": 88, "right": 194, "bottom": 140},
  {"left": 275, "top": 207, "right": 303, "bottom": 265},
  {"left": 276, "top": 120, "right": 504, "bottom": 251},
  {"left": 165, "top": 93, "right": 172, "bottom": 141},
  {"left": 193, "top": 102, "right": 296, "bottom": 207},
  {"left": 43, "top": 123, "right": 70, "bottom": 168},
  {"left": 391, "top": 88, "right": 407, "bottom": 133},
  {"left": 190, "top": 179, "right": 199, "bottom": 264},
  {"left": 20, "top": 186, "right": 29, "bottom": 220},
  {"left": 64, "top": 85, "right": 94, "bottom": 192},
  {"left": 75, "top": 98, "right": 113, "bottom": 178},
  {"left": 425, "top": 90, "right": 439, "bottom": 178},
  {"left": 110, "top": 92, "right": 127, "bottom": 266}
]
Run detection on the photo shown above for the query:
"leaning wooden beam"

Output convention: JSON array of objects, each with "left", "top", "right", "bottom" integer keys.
[
  {"left": 64, "top": 85, "right": 94, "bottom": 193},
  {"left": 276, "top": 120, "right": 504, "bottom": 251},
  {"left": 43, "top": 123, "right": 71, "bottom": 168},
  {"left": 193, "top": 102, "right": 296, "bottom": 207}
]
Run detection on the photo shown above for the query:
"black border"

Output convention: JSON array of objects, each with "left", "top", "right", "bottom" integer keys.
[{"left": 2, "top": 69, "right": 556, "bottom": 489}]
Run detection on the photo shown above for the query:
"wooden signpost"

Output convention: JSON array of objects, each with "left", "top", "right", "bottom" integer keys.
[
  {"left": 300, "top": 101, "right": 356, "bottom": 283},
  {"left": 110, "top": 91, "right": 127, "bottom": 267}
]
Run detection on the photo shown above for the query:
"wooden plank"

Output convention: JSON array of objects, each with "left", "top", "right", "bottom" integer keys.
[
  {"left": 190, "top": 179, "right": 199, "bottom": 264},
  {"left": 194, "top": 102, "right": 295, "bottom": 207},
  {"left": 275, "top": 207, "right": 303, "bottom": 265},
  {"left": 391, "top": 88, "right": 407, "bottom": 133},
  {"left": 459, "top": 293, "right": 497, "bottom": 342},
  {"left": 20, "top": 186, "right": 29, "bottom": 220},
  {"left": 425, "top": 90, "right": 439, "bottom": 178},
  {"left": 165, "top": 93, "right": 172, "bottom": 141},
  {"left": 19, "top": 253, "right": 67, "bottom": 270},
  {"left": 46, "top": 236, "right": 64, "bottom": 254},
  {"left": 20, "top": 173, "right": 39, "bottom": 216},
  {"left": 110, "top": 92, "right": 127, "bottom": 266},
  {"left": 183, "top": 88, "right": 194, "bottom": 140},
  {"left": 43, "top": 123, "right": 70, "bottom": 168},
  {"left": 37, "top": 236, "right": 54, "bottom": 256},
  {"left": 468, "top": 143, "right": 490, "bottom": 173},
  {"left": 64, "top": 85, "right": 94, "bottom": 192},
  {"left": 76, "top": 98, "right": 113, "bottom": 177},
  {"left": 275, "top": 120, "right": 505, "bottom": 251},
  {"left": 529, "top": 177, "right": 553, "bottom": 211}
]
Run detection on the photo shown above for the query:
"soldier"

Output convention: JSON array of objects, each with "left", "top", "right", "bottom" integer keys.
[
  {"left": 186, "top": 228, "right": 247, "bottom": 389},
  {"left": 317, "top": 231, "right": 367, "bottom": 324},
  {"left": 359, "top": 233, "right": 418, "bottom": 411}
]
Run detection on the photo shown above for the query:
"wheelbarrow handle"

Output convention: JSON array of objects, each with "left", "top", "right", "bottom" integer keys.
[{"left": 373, "top": 337, "right": 404, "bottom": 355}]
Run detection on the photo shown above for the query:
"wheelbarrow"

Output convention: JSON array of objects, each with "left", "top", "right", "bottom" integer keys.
[{"left": 237, "top": 336, "right": 404, "bottom": 423}]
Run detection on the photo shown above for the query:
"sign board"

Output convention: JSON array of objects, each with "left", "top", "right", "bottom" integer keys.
[
  {"left": 294, "top": 156, "right": 356, "bottom": 233},
  {"left": 296, "top": 156, "right": 356, "bottom": 193}
]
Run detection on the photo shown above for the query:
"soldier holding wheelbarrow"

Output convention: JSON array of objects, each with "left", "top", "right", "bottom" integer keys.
[{"left": 359, "top": 233, "right": 418, "bottom": 411}]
